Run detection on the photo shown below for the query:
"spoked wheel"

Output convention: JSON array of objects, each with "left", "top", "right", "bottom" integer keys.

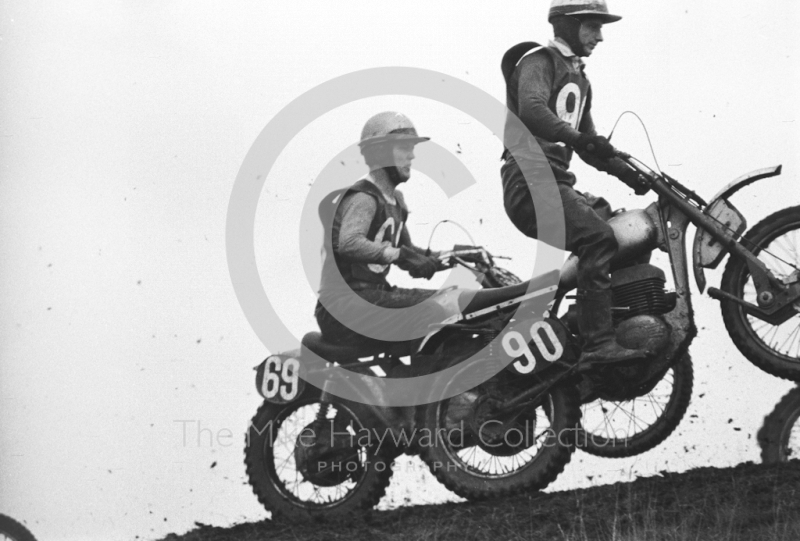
[
  {"left": 417, "top": 362, "right": 581, "bottom": 500},
  {"left": 0, "top": 515, "right": 37, "bottom": 541},
  {"left": 244, "top": 390, "right": 393, "bottom": 520},
  {"left": 758, "top": 386, "right": 800, "bottom": 463},
  {"left": 720, "top": 206, "right": 800, "bottom": 381},
  {"left": 577, "top": 353, "right": 693, "bottom": 458}
]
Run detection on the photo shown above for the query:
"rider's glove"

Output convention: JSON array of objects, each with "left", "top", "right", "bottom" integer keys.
[
  {"left": 576, "top": 133, "right": 616, "bottom": 160},
  {"left": 395, "top": 246, "right": 439, "bottom": 280},
  {"left": 618, "top": 168, "right": 651, "bottom": 196}
]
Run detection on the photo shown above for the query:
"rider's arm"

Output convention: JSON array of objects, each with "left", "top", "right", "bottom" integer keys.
[
  {"left": 397, "top": 227, "right": 439, "bottom": 258},
  {"left": 516, "top": 53, "right": 582, "bottom": 146},
  {"left": 576, "top": 100, "right": 636, "bottom": 179},
  {"left": 337, "top": 192, "right": 399, "bottom": 264}
]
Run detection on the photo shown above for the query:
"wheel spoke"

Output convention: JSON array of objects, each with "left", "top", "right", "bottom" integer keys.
[
  {"left": 448, "top": 399, "right": 556, "bottom": 477},
  {"left": 577, "top": 359, "right": 690, "bottom": 459},
  {"left": 778, "top": 324, "right": 800, "bottom": 355},
  {"left": 645, "top": 391, "right": 667, "bottom": 416},
  {"left": 749, "top": 318, "right": 771, "bottom": 334}
]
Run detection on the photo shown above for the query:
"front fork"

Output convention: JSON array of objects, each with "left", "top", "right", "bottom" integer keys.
[
  {"left": 656, "top": 203, "right": 697, "bottom": 375},
  {"left": 656, "top": 179, "right": 800, "bottom": 327},
  {"left": 316, "top": 368, "right": 414, "bottom": 440}
]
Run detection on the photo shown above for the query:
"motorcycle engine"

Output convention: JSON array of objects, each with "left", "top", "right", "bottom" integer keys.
[
  {"left": 611, "top": 264, "right": 670, "bottom": 320},
  {"left": 563, "top": 264, "right": 674, "bottom": 353},
  {"left": 611, "top": 264, "right": 673, "bottom": 352}
]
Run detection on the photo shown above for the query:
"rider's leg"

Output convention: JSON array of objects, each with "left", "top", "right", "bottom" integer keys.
[
  {"left": 560, "top": 186, "right": 650, "bottom": 365},
  {"left": 501, "top": 156, "right": 649, "bottom": 365},
  {"left": 315, "top": 287, "right": 445, "bottom": 347},
  {"left": 581, "top": 191, "right": 653, "bottom": 270}
]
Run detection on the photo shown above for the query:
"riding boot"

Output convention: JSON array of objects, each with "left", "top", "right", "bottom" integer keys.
[{"left": 577, "top": 288, "right": 650, "bottom": 365}]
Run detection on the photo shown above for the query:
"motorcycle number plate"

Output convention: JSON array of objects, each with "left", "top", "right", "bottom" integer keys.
[
  {"left": 501, "top": 318, "right": 567, "bottom": 375},
  {"left": 257, "top": 355, "right": 306, "bottom": 404}
]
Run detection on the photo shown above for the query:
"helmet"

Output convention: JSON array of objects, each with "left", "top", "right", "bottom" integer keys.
[
  {"left": 548, "top": 0, "right": 621, "bottom": 23},
  {"left": 358, "top": 112, "right": 430, "bottom": 149}
]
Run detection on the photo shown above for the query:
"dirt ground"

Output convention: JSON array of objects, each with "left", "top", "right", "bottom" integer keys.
[{"left": 154, "top": 460, "right": 800, "bottom": 541}]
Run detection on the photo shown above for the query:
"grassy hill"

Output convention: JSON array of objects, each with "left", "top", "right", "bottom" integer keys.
[{"left": 156, "top": 461, "right": 800, "bottom": 541}]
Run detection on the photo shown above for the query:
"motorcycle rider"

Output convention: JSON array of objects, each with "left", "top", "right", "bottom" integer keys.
[
  {"left": 314, "top": 111, "right": 449, "bottom": 349},
  {"left": 501, "top": 0, "right": 652, "bottom": 366}
]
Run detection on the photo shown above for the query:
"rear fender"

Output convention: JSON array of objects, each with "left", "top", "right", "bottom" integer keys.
[{"left": 692, "top": 165, "right": 782, "bottom": 292}]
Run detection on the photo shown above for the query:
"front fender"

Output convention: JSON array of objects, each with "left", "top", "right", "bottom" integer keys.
[{"left": 692, "top": 165, "right": 782, "bottom": 292}]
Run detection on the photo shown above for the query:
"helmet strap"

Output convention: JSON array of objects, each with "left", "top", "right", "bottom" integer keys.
[
  {"left": 383, "top": 166, "right": 406, "bottom": 186},
  {"left": 551, "top": 15, "right": 588, "bottom": 57}
]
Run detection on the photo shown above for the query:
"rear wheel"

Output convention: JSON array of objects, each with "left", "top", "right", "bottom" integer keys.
[
  {"left": 758, "top": 386, "right": 800, "bottom": 463},
  {"left": 577, "top": 353, "right": 693, "bottom": 457},
  {"left": 720, "top": 206, "right": 800, "bottom": 381},
  {"left": 0, "top": 515, "right": 37, "bottom": 541},
  {"left": 244, "top": 390, "right": 393, "bottom": 520}
]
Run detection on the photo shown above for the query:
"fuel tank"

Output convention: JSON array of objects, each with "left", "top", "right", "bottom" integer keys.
[{"left": 559, "top": 203, "right": 664, "bottom": 291}]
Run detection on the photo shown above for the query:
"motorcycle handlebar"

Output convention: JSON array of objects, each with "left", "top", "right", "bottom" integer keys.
[
  {"left": 582, "top": 142, "right": 653, "bottom": 178},
  {"left": 579, "top": 142, "right": 705, "bottom": 205},
  {"left": 437, "top": 247, "right": 496, "bottom": 269},
  {"left": 613, "top": 150, "right": 658, "bottom": 181}
]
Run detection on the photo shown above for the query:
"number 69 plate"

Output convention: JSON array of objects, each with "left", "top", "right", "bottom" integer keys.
[{"left": 256, "top": 355, "right": 306, "bottom": 404}]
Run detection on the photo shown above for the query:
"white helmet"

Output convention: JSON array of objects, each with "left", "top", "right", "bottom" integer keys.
[
  {"left": 358, "top": 112, "right": 430, "bottom": 149},
  {"left": 548, "top": 0, "right": 622, "bottom": 23}
]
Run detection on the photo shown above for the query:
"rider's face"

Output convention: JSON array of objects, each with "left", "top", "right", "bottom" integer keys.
[
  {"left": 578, "top": 18, "right": 604, "bottom": 56},
  {"left": 392, "top": 142, "right": 416, "bottom": 182}
]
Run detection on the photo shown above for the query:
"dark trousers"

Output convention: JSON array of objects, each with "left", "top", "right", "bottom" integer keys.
[
  {"left": 501, "top": 155, "right": 618, "bottom": 291},
  {"left": 315, "top": 286, "right": 445, "bottom": 347}
]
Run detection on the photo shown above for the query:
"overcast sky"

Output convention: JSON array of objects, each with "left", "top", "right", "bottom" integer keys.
[{"left": 1, "top": 1, "right": 799, "bottom": 540}]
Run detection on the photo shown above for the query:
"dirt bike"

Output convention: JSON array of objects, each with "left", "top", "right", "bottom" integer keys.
[
  {"left": 0, "top": 515, "right": 38, "bottom": 541},
  {"left": 243, "top": 247, "right": 525, "bottom": 520},
  {"left": 758, "top": 386, "right": 800, "bottom": 463},
  {"left": 245, "top": 149, "right": 799, "bottom": 518}
]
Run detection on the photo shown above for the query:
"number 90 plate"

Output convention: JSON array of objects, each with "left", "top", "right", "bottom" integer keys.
[
  {"left": 256, "top": 355, "right": 306, "bottom": 404},
  {"left": 501, "top": 318, "right": 571, "bottom": 375}
]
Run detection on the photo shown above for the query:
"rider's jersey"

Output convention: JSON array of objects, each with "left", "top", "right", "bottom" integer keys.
[
  {"left": 318, "top": 179, "right": 408, "bottom": 295},
  {"left": 502, "top": 40, "right": 593, "bottom": 173}
]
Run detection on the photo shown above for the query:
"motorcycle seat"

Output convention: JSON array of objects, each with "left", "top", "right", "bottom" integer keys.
[
  {"left": 301, "top": 331, "right": 416, "bottom": 364},
  {"left": 463, "top": 269, "right": 560, "bottom": 315}
]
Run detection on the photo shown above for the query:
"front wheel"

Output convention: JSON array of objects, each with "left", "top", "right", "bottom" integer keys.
[
  {"left": 417, "top": 366, "right": 581, "bottom": 500},
  {"left": 577, "top": 353, "right": 693, "bottom": 458},
  {"left": 244, "top": 390, "right": 394, "bottom": 520},
  {"left": 720, "top": 206, "right": 800, "bottom": 381},
  {"left": 758, "top": 386, "right": 800, "bottom": 463}
]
